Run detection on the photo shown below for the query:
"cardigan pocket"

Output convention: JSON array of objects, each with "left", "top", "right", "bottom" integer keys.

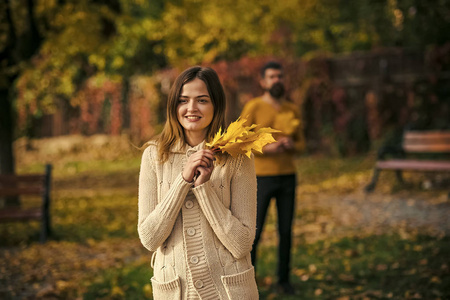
[
  {"left": 150, "top": 275, "right": 181, "bottom": 300},
  {"left": 221, "top": 267, "right": 259, "bottom": 300}
]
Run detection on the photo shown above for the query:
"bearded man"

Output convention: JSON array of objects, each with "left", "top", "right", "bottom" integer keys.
[{"left": 241, "top": 61, "right": 305, "bottom": 295}]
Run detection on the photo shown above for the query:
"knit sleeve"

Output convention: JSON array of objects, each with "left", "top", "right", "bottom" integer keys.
[
  {"left": 137, "top": 146, "right": 192, "bottom": 252},
  {"left": 192, "top": 155, "right": 257, "bottom": 259}
]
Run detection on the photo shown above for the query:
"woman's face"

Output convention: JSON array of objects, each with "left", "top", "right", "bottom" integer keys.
[{"left": 177, "top": 78, "right": 214, "bottom": 139}]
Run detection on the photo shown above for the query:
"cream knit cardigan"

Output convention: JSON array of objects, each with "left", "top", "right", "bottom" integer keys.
[{"left": 138, "top": 141, "right": 259, "bottom": 300}]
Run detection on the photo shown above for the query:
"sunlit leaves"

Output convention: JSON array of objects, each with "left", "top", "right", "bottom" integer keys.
[
  {"left": 14, "top": 0, "right": 162, "bottom": 120},
  {"left": 10, "top": 0, "right": 449, "bottom": 140},
  {"left": 156, "top": 0, "right": 277, "bottom": 65},
  {"left": 206, "top": 117, "right": 280, "bottom": 158}
]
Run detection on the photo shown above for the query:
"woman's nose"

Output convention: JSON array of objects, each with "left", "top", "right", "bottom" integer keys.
[{"left": 187, "top": 100, "right": 198, "bottom": 111}]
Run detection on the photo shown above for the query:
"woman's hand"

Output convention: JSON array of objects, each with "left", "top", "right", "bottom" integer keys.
[
  {"left": 194, "top": 160, "right": 214, "bottom": 187},
  {"left": 182, "top": 149, "right": 215, "bottom": 185}
]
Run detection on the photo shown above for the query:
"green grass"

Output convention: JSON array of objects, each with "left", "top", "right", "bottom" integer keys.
[
  {"left": 254, "top": 234, "right": 450, "bottom": 299},
  {"left": 17, "top": 157, "right": 142, "bottom": 178},
  {"left": 84, "top": 263, "right": 153, "bottom": 300},
  {"left": 296, "top": 154, "right": 374, "bottom": 186},
  {"left": 1, "top": 193, "right": 138, "bottom": 245},
  {"left": 3, "top": 156, "right": 141, "bottom": 245}
]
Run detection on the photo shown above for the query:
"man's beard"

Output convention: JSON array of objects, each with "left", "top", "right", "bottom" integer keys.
[{"left": 268, "top": 82, "right": 285, "bottom": 99}]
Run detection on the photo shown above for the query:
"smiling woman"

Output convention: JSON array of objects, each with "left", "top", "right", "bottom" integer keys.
[
  {"left": 138, "top": 66, "right": 259, "bottom": 299},
  {"left": 155, "top": 67, "right": 226, "bottom": 164}
]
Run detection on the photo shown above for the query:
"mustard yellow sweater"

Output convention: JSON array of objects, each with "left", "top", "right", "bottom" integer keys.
[
  {"left": 241, "top": 97, "right": 305, "bottom": 176},
  {"left": 138, "top": 141, "right": 258, "bottom": 300}
]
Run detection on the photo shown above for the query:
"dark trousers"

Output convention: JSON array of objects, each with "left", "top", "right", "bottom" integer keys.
[{"left": 251, "top": 174, "right": 296, "bottom": 283}]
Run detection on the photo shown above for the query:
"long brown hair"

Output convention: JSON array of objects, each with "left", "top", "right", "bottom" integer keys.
[{"left": 156, "top": 66, "right": 226, "bottom": 162}]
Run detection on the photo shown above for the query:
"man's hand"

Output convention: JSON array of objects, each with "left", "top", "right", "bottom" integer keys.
[
  {"left": 262, "top": 140, "right": 284, "bottom": 154},
  {"left": 279, "top": 136, "right": 294, "bottom": 150},
  {"left": 262, "top": 137, "right": 294, "bottom": 154}
]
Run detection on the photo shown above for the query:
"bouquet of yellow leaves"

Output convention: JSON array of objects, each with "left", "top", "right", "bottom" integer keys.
[
  {"left": 206, "top": 117, "right": 280, "bottom": 158},
  {"left": 273, "top": 111, "right": 300, "bottom": 136}
]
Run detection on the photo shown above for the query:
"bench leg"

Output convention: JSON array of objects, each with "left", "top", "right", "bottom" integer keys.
[
  {"left": 365, "top": 168, "right": 380, "bottom": 192},
  {"left": 395, "top": 170, "right": 404, "bottom": 185},
  {"left": 40, "top": 213, "right": 48, "bottom": 243},
  {"left": 40, "top": 164, "right": 52, "bottom": 244},
  {"left": 40, "top": 221, "right": 46, "bottom": 244},
  {"left": 40, "top": 198, "right": 51, "bottom": 244},
  {"left": 40, "top": 212, "right": 52, "bottom": 243}
]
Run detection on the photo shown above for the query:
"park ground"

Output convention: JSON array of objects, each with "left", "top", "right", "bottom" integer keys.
[{"left": 1, "top": 135, "right": 449, "bottom": 299}]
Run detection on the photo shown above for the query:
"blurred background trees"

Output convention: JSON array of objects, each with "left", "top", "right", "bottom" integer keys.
[{"left": 1, "top": 0, "right": 450, "bottom": 173}]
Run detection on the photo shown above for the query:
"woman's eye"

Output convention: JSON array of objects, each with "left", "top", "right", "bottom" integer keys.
[
  {"left": 198, "top": 99, "right": 208, "bottom": 103},
  {"left": 178, "top": 99, "right": 187, "bottom": 103}
]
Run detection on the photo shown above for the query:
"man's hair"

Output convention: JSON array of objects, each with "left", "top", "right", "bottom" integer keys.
[{"left": 260, "top": 61, "right": 283, "bottom": 78}]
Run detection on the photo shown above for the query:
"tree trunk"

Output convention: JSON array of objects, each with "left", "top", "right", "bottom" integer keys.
[
  {"left": 0, "top": 0, "right": 42, "bottom": 207},
  {"left": 0, "top": 89, "right": 19, "bottom": 207},
  {"left": 0, "top": 90, "right": 15, "bottom": 175}
]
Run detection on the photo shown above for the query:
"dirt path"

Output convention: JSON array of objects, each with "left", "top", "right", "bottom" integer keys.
[
  {"left": 292, "top": 191, "right": 450, "bottom": 245},
  {"left": 344, "top": 192, "right": 450, "bottom": 233}
]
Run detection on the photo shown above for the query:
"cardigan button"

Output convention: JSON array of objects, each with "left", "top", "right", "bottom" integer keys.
[
  {"left": 190, "top": 255, "right": 199, "bottom": 264},
  {"left": 186, "top": 149, "right": 197, "bottom": 158},
  {"left": 185, "top": 200, "right": 194, "bottom": 209},
  {"left": 187, "top": 227, "right": 196, "bottom": 236},
  {"left": 194, "top": 280, "right": 204, "bottom": 289}
]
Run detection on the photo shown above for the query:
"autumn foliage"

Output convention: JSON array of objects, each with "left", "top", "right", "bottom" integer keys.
[
  {"left": 5, "top": 0, "right": 448, "bottom": 156},
  {"left": 206, "top": 117, "right": 279, "bottom": 158}
]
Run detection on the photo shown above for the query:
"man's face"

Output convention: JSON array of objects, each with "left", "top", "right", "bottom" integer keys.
[{"left": 261, "top": 68, "right": 283, "bottom": 90}]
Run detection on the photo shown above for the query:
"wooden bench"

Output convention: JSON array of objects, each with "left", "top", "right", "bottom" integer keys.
[
  {"left": 0, "top": 164, "right": 52, "bottom": 243},
  {"left": 365, "top": 131, "right": 450, "bottom": 192}
]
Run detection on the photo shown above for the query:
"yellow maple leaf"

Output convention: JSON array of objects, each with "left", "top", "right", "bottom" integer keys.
[
  {"left": 208, "top": 127, "right": 223, "bottom": 146},
  {"left": 221, "top": 117, "right": 247, "bottom": 142},
  {"left": 206, "top": 117, "right": 280, "bottom": 158},
  {"left": 274, "top": 111, "right": 300, "bottom": 135}
]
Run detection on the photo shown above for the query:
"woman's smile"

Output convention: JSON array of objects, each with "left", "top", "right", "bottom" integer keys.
[{"left": 185, "top": 115, "right": 202, "bottom": 121}]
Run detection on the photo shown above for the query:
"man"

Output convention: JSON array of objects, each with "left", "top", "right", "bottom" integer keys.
[{"left": 241, "top": 61, "right": 305, "bottom": 295}]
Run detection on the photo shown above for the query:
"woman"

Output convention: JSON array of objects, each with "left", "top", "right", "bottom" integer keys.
[{"left": 138, "top": 66, "right": 258, "bottom": 299}]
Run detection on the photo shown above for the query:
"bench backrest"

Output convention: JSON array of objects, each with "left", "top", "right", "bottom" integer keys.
[
  {"left": 0, "top": 175, "right": 46, "bottom": 197},
  {"left": 0, "top": 165, "right": 52, "bottom": 198},
  {"left": 403, "top": 131, "right": 450, "bottom": 153}
]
